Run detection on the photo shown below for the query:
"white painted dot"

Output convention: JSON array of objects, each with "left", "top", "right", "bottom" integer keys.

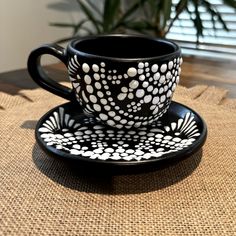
[
  {"left": 84, "top": 75, "right": 91, "bottom": 84},
  {"left": 153, "top": 106, "right": 159, "bottom": 115},
  {"left": 128, "top": 93, "right": 134, "bottom": 99},
  {"left": 168, "top": 61, "right": 173, "bottom": 70},
  {"left": 153, "top": 88, "right": 158, "bottom": 95},
  {"left": 106, "top": 91, "right": 111, "bottom": 96},
  {"left": 139, "top": 75, "right": 145, "bottom": 81},
  {"left": 144, "top": 95, "right": 152, "bottom": 103},
  {"left": 97, "top": 91, "right": 104, "bottom": 98},
  {"left": 176, "top": 76, "right": 180, "bottom": 84},
  {"left": 95, "top": 82, "right": 101, "bottom": 89},
  {"left": 120, "top": 119, "right": 128, "bottom": 124},
  {"left": 128, "top": 121, "right": 135, "bottom": 126},
  {"left": 82, "top": 63, "right": 90, "bottom": 73},
  {"left": 150, "top": 105, "right": 156, "bottom": 110},
  {"left": 151, "top": 64, "right": 158, "bottom": 73},
  {"left": 142, "top": 81, "right": 149, "bottom": 88},
  {"left": 94, "top": 73, "right": 100, "bottom": 80},
  {"left": 108, "top": 111, "right": 116, "bottom": 117},
  {"left": 145, "top": 62, "right": 149, "bottom": 67},
  {"left": 149, "top": 77, "right": 153, "bottom": 82},
  {"left": 167, "top": 90, "right": 172, "bottom": 97},
  {"left": 104, "top": 105, "right": 111, "bottom": 111},
  {"left": 100, "top": 68, "right": 105, "bottom": 73},
  {"left": 124, "top": 74, "right": 128, "bottom": 78},
  {"left": 104, "top": 148, "right": 114, "bottom": 153},
  {"left": 138, "top": 69, "right": 144, "bottom": 74},
  {"left": 121, "top": 87, "right": 128, "bottom": 93},
  {"left": 101, "top": 62, "right": 105, "bottom": 67},
  {"left": 152, "top": 97, "right": 159, "bottom": 104},
  {"left": 117, "top": 93, "right": 127, "bottom": 101},
  {"left": 180, "top": 57, "right": 183, "bottom": 65},
  {"left": 172, "top": 83, "right": 176, "bottom": 91},
  {"left": 116, "top": 80, "right": 121, "bottom": 84},
  {"left": 93, "top": 104, "right": 101, "bottom": 112},
  {"left": 108, "top": 97, "right": 113, "bottom": 102},
  {"left": 114, "top": 116, "right": 121, "bottom": 121},
  {"left": 129, "top": 80, "right": 139, "bottom": 89},
  {"left": 107, "top": 120, "right": 115, "bottom": 126},
  {"left": 101, "top": 74, "right": 105, "bottom": 78},
  {"left": 154, "top": 72, "right": 160, "bottom": 80},
  {"left": 147, "top": 85, "right": 153, "bottom": 92},
  {"left": 94, "top": 148, "right": 103, "bottom": 154},
  {"left": 92, "top": 64, "right": 99, "bottom": 72},
  {"left": 160, "top": 64, "right": 167, "bottom": 73},
  {"left": 100, "top": 98, "right": 107, "bottom": 105},
  {"left": 126, "top": 149, "right": 134, "bottom": 154},
  {"left": 159, "top": 75, "right": 166, "bottom": 84},
  {"left": 178, "top": 67, "right": 181, "bottom": 75},
  {"left": 99, "top": 113, "right": 108, "bottom": 120},
  {"left": 84, "top": 86, "right": 92, "bottom": 95},
  {"left": 104, "top": 85, "right": 109, "bottom": 90},
  {"left": 159, "top": 87, "right": 164, "bottom": 94},
  {"left": 127, "top": 67, "right": 137, "bottom": 77},
  {"left": 89, "top": 95, "right": 97, "bottom": 103},
  {"left": 136, "top": 89, "right": 145, "bottom": 98},
  {"left": 166, "top": 71, "right": 172, "bottom": 80},
  {"left": 82, "top": 91, "right": 89, "bottom": 103},
  {"left": 138, "top": 62, "right": 144, "bottom": 68},
  {"left": 160, "top": 95, "right": 166, "bottom": 103}
]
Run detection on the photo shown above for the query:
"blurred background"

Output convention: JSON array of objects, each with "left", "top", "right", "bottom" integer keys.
[{"left": 0, "top": 0, "right": 236, "bottom": 73}]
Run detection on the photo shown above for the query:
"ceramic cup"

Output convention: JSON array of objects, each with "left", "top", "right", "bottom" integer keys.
[{"left": 27, "top": 34, "right": 182, "bottom": 129}]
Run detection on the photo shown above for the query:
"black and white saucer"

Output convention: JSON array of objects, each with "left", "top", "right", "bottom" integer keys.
[{"left": 35, "top": 101, "right": 207, "bottom": 171}]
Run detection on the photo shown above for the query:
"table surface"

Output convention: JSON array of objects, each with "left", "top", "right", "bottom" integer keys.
[
  {"left": 1, "top": 55, "right": 236, "bottom": 236},
  {"left": 0, "top": 56, "right": 236, "bottom": 99}
]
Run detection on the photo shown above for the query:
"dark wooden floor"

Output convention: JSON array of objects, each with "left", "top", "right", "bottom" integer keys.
[{"left": 0, "top": 56, "right": 236, "bottom": 98}]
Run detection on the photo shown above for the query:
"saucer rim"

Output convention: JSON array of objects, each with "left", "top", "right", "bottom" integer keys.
[{"left": 35, "top": 101, "right": 207, "bottom": 167}]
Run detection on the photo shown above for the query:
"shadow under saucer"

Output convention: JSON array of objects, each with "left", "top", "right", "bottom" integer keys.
[{"left": 32, "top": 143, "right": 202, "bottom": 195}]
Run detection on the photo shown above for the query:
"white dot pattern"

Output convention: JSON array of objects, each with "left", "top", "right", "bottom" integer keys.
[
  {"left": 42, "top": 110, "right": 198, "bottom": 161},
  {"left": 68, "top": 56, "right": 182, "bottom": 128}
]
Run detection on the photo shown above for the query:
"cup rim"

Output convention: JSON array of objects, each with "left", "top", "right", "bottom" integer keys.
[{"left": 67, "top": 34, "right": 181, "bottom": 62}]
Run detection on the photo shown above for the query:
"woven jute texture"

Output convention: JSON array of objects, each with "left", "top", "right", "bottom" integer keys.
[{"left": 0, "top": 84, "right": 236, "bottom": 236}]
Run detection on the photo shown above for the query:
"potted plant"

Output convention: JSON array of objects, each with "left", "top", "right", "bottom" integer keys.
[{"left": 50, "top": 0, "right": 236, "bottom": 44}]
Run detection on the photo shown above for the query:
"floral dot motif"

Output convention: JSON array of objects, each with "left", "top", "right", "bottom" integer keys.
[
  {"left": 67, "top": 55, "right": 182, "bottom": 129},
  {"left": 39, "top": 106, "right": 201, "bottom": 161}
]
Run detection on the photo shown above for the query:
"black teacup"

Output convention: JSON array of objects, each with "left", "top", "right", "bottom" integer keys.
[{"left": 27, "top": 34, "right": 182, "bottom": 129}]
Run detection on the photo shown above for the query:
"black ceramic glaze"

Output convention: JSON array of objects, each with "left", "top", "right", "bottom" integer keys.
[
  {"left": 27, "top": 35, "right": 181, "bottom": 129},
  {"left": 35, "top": 101, "right": 207, "bottom": 172}
]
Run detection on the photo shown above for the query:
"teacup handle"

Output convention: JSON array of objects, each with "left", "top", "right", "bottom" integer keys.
[{"left": 27, "top": 44, "right": 76, "bottom": 101}]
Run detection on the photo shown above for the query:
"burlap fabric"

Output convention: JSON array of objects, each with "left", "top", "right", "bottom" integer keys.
[{"left": 0, "top": 84, "right": 235, "bottom": 235}]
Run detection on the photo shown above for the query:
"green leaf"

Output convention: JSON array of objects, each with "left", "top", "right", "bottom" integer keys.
[
  {"left": 175, "top": 0, "right": 188, "bottom": 13},
  {"left": 76, "top": 0, "right": 101, "bottom": 33},
  {"left": 162, "top": 0, "right": 172, "bottom": 29},
  {"left": 49, "top": 23, "right": 77, "bottom": 28},
  {"left": 73, "top": 19, "right": 88, "bottom": 35},
  {"left": 223, "top": 0, "right": 236, "bottom": 9},
  {"left": 86, "top": 0, "right": 102, "bottom": 17},
  {"left": 190, "top": 1, "right": 203, "bottom": 40},
  {"left": 103, "top": 0, "right": 121, "bottom": 32},
  {"left": 202, "top": 0, "right": 228, "bottom": 32},
  {"left": 112, "top": 0, "right": 148, "bottom": 31}
]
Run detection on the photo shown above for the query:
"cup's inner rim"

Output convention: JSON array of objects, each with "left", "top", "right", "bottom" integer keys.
[{"left": 69, "top": 35, "right": 180, "bottom": 60}]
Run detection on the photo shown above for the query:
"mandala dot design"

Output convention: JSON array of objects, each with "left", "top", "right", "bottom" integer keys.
[
  {"left": 67, "top": 55, "right": 182, "bottom": 128},
  {"left": 39, "top": 107, "right": 200, "bottom": 161}
]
